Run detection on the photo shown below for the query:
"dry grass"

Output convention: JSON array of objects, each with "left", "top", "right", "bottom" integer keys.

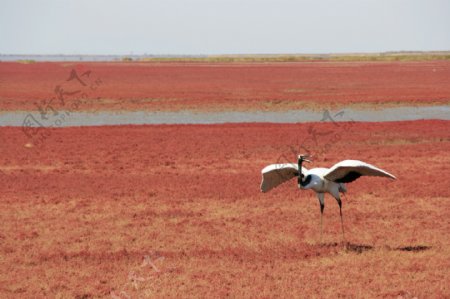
[{"left": 139, "top": 52, "right": 450, "bottom": 63}]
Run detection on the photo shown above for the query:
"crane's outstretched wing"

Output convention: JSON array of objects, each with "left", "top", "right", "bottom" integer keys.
[
  {"left": 324, "top": 160, "right": 396, "bottom": 183},
  {"left": 260, "top": 163, "right": 308, "bottom": 192}
]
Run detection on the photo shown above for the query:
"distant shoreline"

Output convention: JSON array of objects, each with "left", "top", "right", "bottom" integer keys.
[{"left": 1, "top": 51, "right": 449, "bottom": 62}]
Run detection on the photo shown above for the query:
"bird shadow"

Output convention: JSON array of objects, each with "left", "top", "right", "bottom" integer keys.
[
  {"left": 394, "top": 245, "right": 431, "bottom": 252},
  {"left": 344, "top": 243, "right": 432, "bottom": 254},
  {"left": 316, "top": 242, "right": 431, "bottom": 254},
  {"left": 317, "top": 242, "right": 373, "bottom": 254},
  {"left": 345, "top": 242, "right": 374, "bottom": 254}
]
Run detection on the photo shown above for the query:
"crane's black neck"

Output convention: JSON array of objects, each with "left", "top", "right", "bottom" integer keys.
[
  {"left": 297, "top": 157, "right": 304, "bottom": 186},
  {"left": 297, "top": 157, "right": 312, "bottom": 187}
]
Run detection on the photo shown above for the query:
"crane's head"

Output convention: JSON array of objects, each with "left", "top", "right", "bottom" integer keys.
[{"left": 297, "top": 154, "right": 312, "bottom": 163}]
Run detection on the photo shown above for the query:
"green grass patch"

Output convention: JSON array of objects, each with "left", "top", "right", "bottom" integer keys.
[{"left": 17, "top": 59, "right": 36, "bottom": 64}]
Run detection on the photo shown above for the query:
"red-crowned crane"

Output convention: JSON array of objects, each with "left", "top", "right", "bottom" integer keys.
[{"left": 260, "top": 154, "right": 396, "bottom": 242}]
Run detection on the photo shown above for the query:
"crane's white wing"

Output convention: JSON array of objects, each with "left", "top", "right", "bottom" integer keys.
[
  {"left": 323, "top": 160, "right": 396, "bottom": 183},
  {"left": 260, "top": 163, "right": 308, "bottom": 192}
]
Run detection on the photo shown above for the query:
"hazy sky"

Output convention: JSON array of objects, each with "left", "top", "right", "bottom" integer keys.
[{"left": 1, "top": 0, "right": 449, "bottom": 55}]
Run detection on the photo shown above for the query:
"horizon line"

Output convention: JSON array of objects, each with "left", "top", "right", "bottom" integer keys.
[{"left": 1, "top": 50, "right": 450, "bottom": 57}]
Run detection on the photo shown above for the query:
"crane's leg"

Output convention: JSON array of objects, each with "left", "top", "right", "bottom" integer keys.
[
  {"left": 335, "top": 196, "right": 345, "bottom": 243},
  {"left": 317, "top": 193, "right": 325, "bottom": 243}
]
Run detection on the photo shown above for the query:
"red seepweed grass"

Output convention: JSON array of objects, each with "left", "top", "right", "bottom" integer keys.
[
  {"left": 0, "top": 120, "right": 449, "bottom": 297},
  {"left": 1, "top": 61, "right": 449, "bottom": 112}
]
